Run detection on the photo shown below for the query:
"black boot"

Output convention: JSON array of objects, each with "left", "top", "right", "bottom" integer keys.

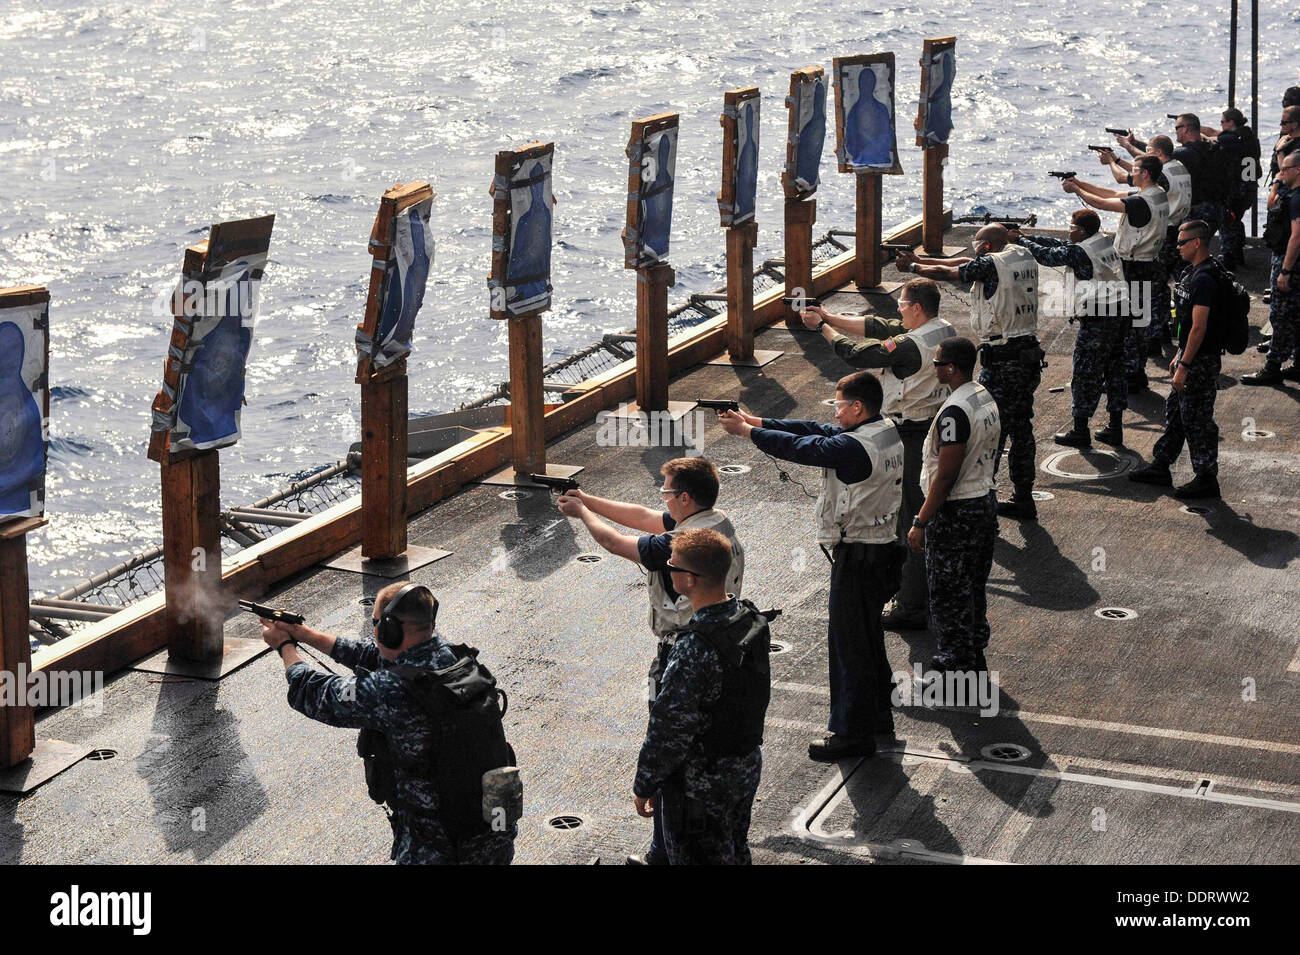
[
  {"left": 1053, "top": 415, "right": 1091, "bottom": 449},
  {"left": 1129, "top": 460, "right": 1173, "bottom": 486},
  {"left": 1241, "top": 364, "right": 1284, "bottom": 386},
  {"left": 996, "top": 487, "right": 1038, "bottom": 520},
  {"left": 1174, "top": 473, "right": 1221, "bottom": 499},
  {"left": 1094, "top": 411, "right": 1124, "bottom": 446}
]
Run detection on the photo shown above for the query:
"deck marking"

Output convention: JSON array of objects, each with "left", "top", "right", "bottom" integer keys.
[
  {"left": 986, "top": 774, "right": 1058, "bottom": 861},
  {"left": 1287, "top": 642, "right": 1300, "bottom": 673},
  {"left": 771, "top": 681, "right": 1300, "bottom": 755}
]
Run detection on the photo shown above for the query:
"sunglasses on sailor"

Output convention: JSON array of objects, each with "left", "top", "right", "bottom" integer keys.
[{"left": 664, "top": 562, "right": 699, "bottom": 576}]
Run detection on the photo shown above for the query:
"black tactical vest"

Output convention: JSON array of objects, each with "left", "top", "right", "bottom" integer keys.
[
  {"left": 667, "top": 600, "right": 774, "bottom": 758},
  {"left": 356, "top": 644, "right": 515, "bottom": 837}
]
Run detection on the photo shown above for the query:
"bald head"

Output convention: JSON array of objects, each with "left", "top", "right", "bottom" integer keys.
[{"left": 975, "top": 223, "right": 1009, "bottom": 253}]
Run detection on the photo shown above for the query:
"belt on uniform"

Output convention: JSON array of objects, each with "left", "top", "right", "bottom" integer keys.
[{"left": 979, "top": 335, "right": 1038, "bottom": 357}]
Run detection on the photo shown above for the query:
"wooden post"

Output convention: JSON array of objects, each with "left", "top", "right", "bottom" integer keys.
[
  {"left": 855, "top": 173, "right": 883, "bottom": 290},
  {"left": 160, "top": 450, "right": 223, "bottom": 662},
  {"left": 0, "top": 519, "right": 43, "bottom": 768},
  {"left": 784, "top": 198, "right": 816, "bottom": 328},
  {"left": 725, "top": 222, "right": 757, "bottom": 361},
  {"left": 361, "top": 362, "right": 408, "bottom": 560},
  {"left": 635, "top": 263, "right": 675, "bottom": 411},
  {"left": 923, "top": 143, "right": 948, "bottom": 255},
  {"left": 508, "top": 314, "right": 547, "bottom": 475}
]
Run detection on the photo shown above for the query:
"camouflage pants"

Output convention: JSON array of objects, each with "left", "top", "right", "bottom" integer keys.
[
  {"left": 1266, "top": 252, "right": 1300, "bottom": 368},
  {"left": 1152, "top": 351, "right": 1221, "bottom": 477},
  {"left": 392, "top": 811, "right": 516, "bottom": 865},
  {"left": 924, "top": 492, "right": 997, "bottom": 669},
  {"left": 1071, "top": 316, "right": 1126, "bottom": 419},
  {"left": 894, "top": 423, "right": 931, "bottom": 615},
  {"left": 1122, "top": 259, "right": 1166, "bottom": 375},
  {"left": 978, "top": 351, "right": 1041, "bottom": 494},
  {"left": 1221, "top": 195, "right": 1254, "bottom": 263},
  {"left": 1157, "top": 227, "right": 1186, "bottom": 332},
  {"left": 661, "top": 749, "right": 761, "bottom": 865}
]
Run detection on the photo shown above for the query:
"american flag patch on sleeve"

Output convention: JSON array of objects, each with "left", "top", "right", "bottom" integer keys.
[{"left": 883, "top": 337, "right": 897, "bottom": 353}]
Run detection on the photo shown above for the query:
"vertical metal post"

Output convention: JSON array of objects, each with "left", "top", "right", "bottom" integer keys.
[
  {"left": 1250, "top": 0, "right": 1259, "bottom": 237},
  {"left": 1228, "top": 0, "right": 1238, "bottom": 108}
]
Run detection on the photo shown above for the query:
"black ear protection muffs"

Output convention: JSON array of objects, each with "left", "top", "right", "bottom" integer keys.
[{"left": 377, "top": 583, "right": 438, "bottom": 650}]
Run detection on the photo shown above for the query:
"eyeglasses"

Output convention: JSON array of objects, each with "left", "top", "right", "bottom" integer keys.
[
  {"left": 1175, "top": 236, "right": 1200, "bottom": 246},
  {"left": 1174, "top": 124, "right": 1188, "bottom": 131},
  {"left": 898, "top": 299, "right": 915, "bottom": 308},
  {"left": 831, "top": 398, "right": 858, "bottom": 408},
  {"left": 933, "top": 359, "right": 955, "bottom": 367},
  {"left": 658, "top": 486, "right": 683, "bottom": 497},
  {"left": 664, "top": 562, "right": 699, "bottom": 576}
]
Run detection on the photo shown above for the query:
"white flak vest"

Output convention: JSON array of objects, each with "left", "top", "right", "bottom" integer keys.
[
  {"left": 647, "top": 508, "right": 745, "bottom": 638},
  {"left": 969, "top": 246, "right": 1039, "bottom": 344},
  {"left": 880, "top": 317, "right": 956, "bottom": 423},
  {"left": 1074, "top": 232, "right": 1129, "bottom": 319},
  {"left": 1114, "top": 185, "right": 1170, "bottom": 262},
  {"left": 921, "top": 381, "right": 1001, "bottom": 502},
  {"left": 815, "top": 418, "right": 904, "bottom": 546},
  {"left": 1162, "top": 158, "right": 1192, "bottom": 224}
]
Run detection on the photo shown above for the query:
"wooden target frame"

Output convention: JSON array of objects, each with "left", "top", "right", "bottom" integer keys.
[
  {"left": 147, "top": 214, "right": 275, "bottom": 465},
  {"left": 832, "top": 53, "right": 903, "bottom": 176},
  {"left": 718, "top": 86, "right": 761, "bottom": 228},
  {"left": 782, "top": 66, "right": 827, "bottom": 200},
  {"left": 489, "top": 141, "right": 555, "bottom": 321},
  {"left": 622, "top": 112, "right": 679, "bottom": 270},
  {"left": 356, "top": 181, "right": 435, "bottom": 384}
]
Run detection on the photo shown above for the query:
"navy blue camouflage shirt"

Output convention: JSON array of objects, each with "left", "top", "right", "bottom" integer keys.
[
  {"left": 1015, "top": 234, "right": 1093, "bottom": 280},
  {"left": 634, "top": 596, "right": 761, "bottom": 801},
  {"left": 286, "top": 635, "right": 460, "bottom": 820}
]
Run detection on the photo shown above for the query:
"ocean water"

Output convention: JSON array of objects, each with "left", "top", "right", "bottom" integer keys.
[{"left": 1, "top": 0, "right": 1295, "bottom": 594}]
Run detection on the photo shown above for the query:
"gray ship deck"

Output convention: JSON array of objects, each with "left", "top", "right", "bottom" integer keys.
[{"left": 5, "top": 226, "right": 1297, "bottom": 865}]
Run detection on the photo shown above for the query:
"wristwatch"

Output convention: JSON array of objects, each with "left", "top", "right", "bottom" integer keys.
[
  {"left": 815, "top": 319, "right": 828, "bottom": 330},
  {"left": 912, "top": 517, "right": 930, "bottom": 528}
]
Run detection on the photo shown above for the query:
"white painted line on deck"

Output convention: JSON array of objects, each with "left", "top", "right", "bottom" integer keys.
[
  {"left": 985, "top": 774, "right": 1058, "bottom": 861},
  {"left": 771, "top": 681, "right": 1300, "bottom": 756}
]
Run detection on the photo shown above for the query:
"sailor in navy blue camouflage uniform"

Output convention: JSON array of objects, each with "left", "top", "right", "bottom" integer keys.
[
  {"left": 1129, "top": 220, "right": 1224, "bottom": 500},
  {"left": 1243, "top": 149, "right": 1300, "bottom": 385},
  {"left": 907, "top": 337, "right": 1001, "bottom": 675},
  {"left": 262, "top": 582, "right": 516, "bottom": 865},
  {"left": 556, "top": 457, "right": 743, "bottom": 866},
  {"left": 1066, "top": 155, "right": 1170, "bottom": 395},
  {"left": 717, "top": 370, "right": 902, "bottom": 762},
  {"left": 633, "top": 528, "right": 771, "bottom": 865},
  {"left": 1013, "top": 210, "right": 1130, "bottom": 448},
  {"left": 899, "top": 224, "right": 1043, "bottom": 520}
]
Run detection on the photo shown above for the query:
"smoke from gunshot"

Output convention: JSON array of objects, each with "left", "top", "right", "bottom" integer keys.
[{"left": 167, "top": 573, "right": 239, "bottom": 637}]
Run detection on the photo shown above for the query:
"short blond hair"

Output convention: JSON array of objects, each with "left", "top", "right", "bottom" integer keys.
[{"left": 671, "top": 528, "right": 732, "bottom": 584}]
